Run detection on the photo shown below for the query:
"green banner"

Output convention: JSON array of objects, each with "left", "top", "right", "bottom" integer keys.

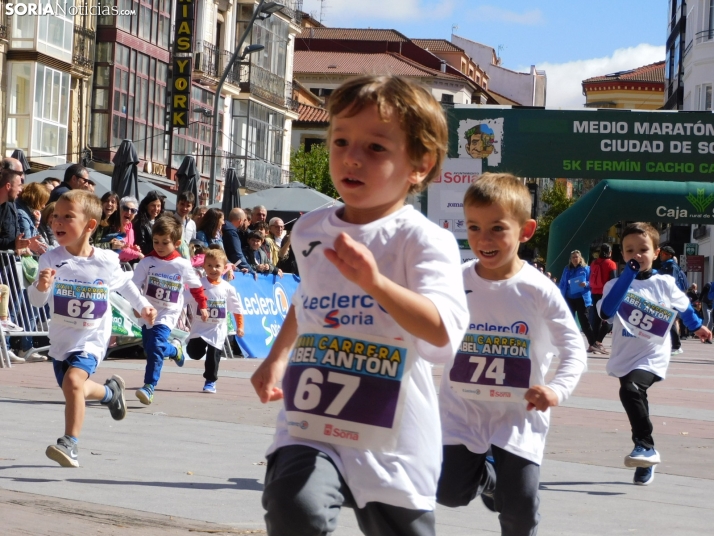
[
  {"left": 447, "top": 107, "right": 714, "bottom": 181},
  {"left": 111, "top": 304, "right": 143, "bottom": 338}
]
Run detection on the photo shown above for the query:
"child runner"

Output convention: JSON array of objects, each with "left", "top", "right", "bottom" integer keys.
[
  {"left": 250, "top": 75, "right": 468, "bottom": 536},
  {"left": 597, "top": 222, "right": 712, "bottom": 485},
  {"left": 186, "top": 246, "right": 244, "bottom": 393},
  {"left": 28, "top": 190, "right": 156, "bottom": 467},
  {"left": 132, "top": 214, "right": 208, "bottom": 405},
  {"left": 437, "top": 174, "right": 587, "bottom": 535}
]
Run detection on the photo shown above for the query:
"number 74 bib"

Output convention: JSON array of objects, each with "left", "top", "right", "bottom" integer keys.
[
  {"left": 282, "top": 330, "right": 414, "bottom": 452},
  {"left": 617, "top": 291, "right": 677, "bottom": 344}
]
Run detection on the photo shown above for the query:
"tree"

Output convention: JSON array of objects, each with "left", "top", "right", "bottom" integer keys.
[
  {"left": 532, "top": 182, "right": 576, "bottom": 264},
  {"left": 290, "top": 143, "right": 339, "bottom": 199}
]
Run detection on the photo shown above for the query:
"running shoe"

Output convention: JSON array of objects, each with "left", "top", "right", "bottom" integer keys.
[
  {"left": 171, "top": 339, "right": 185, "bottom": 367},
  {"left": 136, "top": 383, "right": 155, "bottom": 405},
  {"left": 103, "top": 375, "right": 126, "bottom": 420},
  {"left": 634, "top": 465, "right": 655, "bottom": 485},
  {"left": 46, "top": 436, "right": 79, "bottom": 468},
  {"left": 625, "top": 443, "right": 660, "bottom": 467},
  {"left": 203, "top": 381, "right": 217, "bottom": 394}
]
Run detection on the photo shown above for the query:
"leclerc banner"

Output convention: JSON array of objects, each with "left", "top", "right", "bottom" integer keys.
[
  {"left": 446, "top": 106, "right": 714, "bottom": 181},
  {"left": 230, "top": 272, "right": 300, "bottom": 358}
]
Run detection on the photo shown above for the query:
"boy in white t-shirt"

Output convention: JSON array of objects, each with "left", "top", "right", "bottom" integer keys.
[
  {"left": 597, "top": 222, "right": 711, "bottom": 485},
  {"left": 132, "top": 214, "right": 208, "bottom": 405},
  {"left": 186, "top": 246, "right": 244, "bottom": 393},
  {"left": 250, "top": 75, "right": 468, "bottom": 535},
  {"left": 437, "top": 174, "right": 587, "bottom": 536},
  {"left": 28, "top": 190, "right": 156, "bottom": 467}
]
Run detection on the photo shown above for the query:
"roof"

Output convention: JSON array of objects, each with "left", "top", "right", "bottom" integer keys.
[
  {"left": 488, "top": 89, "right": 522, "bottom": 106},
  {"left": 298, "top": 28, "right": 409, "bottom": 42},
  {"left": 294, "top": 51, "right": 465, "bottom": 80},
  {"left": 297, "top": 103, "right": 330, "bottom": 124},
  {"left": 583, "top": 61, "right": 665, "bottom": 84},
  {"left": 412, "top": 39, "right": 464, "bottom": 53}
]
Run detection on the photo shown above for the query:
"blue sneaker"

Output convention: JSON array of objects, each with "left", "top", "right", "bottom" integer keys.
[
  {"left": 480, "top": 454, "right": 497, "bottom": 512},
  {"left": 136, "top": 384, "right": 154, "bottom": 405},
  {"left": 625, "top": 443, "right": 660, "bottom": 467},
  {"left": 171, "top": 339, "right": 185, "bottom": 367},
  {"left": 203, "top": 382, "right": 216, "bottom": 394},
  {"left": 634, "top": 465, "right": 655, "bottom": 485}
]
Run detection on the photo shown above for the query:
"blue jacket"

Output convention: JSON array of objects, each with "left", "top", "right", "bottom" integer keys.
[
  {"left": 559, "top": 264, "right": 592, "bottom": 306},
  {"left": 16, "top": 200, "right": 38, "bottom": 239},
  {"left": 221, "top": 222, "right": 254, "bottom": 273}
]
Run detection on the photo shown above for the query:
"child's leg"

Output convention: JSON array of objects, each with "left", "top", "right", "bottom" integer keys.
[
  {"left": 436, "top": 444, "right": 492, "bottom": 507},
  {"left": 492, "top": 445, "right": 540, "bottom": 536},
  {"left": 141, "top": 324, "right": 175, "bottom": 386},
  {"left": 262, "top": 445, "right": 349, "bottom": 536},
  {"left": 62, "top": 368, "right": 105, "bottom": 438},
  {"left": 0, "top": 284, "right": 9, "bottom": 319},
  {"left": 618, "top": 369, "right": 661, "bottom": 449},
  {"left": 204, "top": 343, "right": 222, "bottom": 383},
  {"left": 354, "top": 503, "right": 435, "bottom": 536},
  {"left": 186, "top": 337, "right": 207, "bottom": 361}
]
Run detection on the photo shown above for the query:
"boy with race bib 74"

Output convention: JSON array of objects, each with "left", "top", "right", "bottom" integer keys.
[
  {"left": 436, "top": 174, "right": 587, "bottom": 536},
  {"left": 250, "top": 75, "right": 468, "bottom": 536},
  {"left": 597, "top": 223, "right": 712, "bottom": 486}
]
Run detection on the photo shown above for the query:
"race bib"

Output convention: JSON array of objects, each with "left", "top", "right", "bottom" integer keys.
[
  {"left": 617, "top": 291, "right": 676, "bottom": 344},
  {"left": 283, "top": 330, "right": 413, "bottom": 451},
  {"left": 145, "top": 274, "right": 182, "bottom": 305},
  {"left": 53, "top": 282, "right": 109, "bottom": 328},
  {"left": 449, "top": 330, "right": 531, "bottom": 402},
  {"left": 201, "top": 299, "right": 227, "bottom": 324}
]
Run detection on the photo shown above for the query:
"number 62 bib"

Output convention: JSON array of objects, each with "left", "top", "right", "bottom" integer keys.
[
  {"left": 449, "top": 330, "right": 531, "bottom": 402},
  {"left": 282, "top": 329, "right": 414, "bottom": 451},
  {"left": 617, "top": 291, "right": 676, "bottom": 344},
  {"left": 53, "top": 281, "right": 109, "bottom": 329}
]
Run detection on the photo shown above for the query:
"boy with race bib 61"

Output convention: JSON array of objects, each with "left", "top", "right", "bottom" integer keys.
[
  {"left": 251, "top": 75, "right": 468, "bottom": 536},
  {"left": 436, "top": 174, "right": 587, "bottom": 536},
  {"left": 597, "top": 223, "right": 712, "bottom": 486}
]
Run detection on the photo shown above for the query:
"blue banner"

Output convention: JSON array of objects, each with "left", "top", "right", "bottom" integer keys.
[{"left": 229, "top": 272, "right": 300, "bottom": 358}]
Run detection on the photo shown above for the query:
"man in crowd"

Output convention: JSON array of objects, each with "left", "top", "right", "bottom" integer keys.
[
  {"left": 268, "top": 217, "right": 285, "bottom": 248},
  {"left": 42, "top": 177, "right": 61, "bottom": 191},
  {"left": 49, "top": 164, "right": 90, "bottom": 202},
  {"left": 249, "top": 205, "right": 267, "bottom": 229},
  {"left": 222, "top": 208, "right": 253, "bottom": 274}
]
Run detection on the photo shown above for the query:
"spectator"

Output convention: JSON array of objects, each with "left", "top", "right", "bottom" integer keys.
[
  {"left": 135, "top": 190, "right": 166, "bottom": 255},
  {"left": 17, "top": 183, "right": 50, "bottom": 240},
  {"left": 175, "top": 191, "right": 196, "bottom": 250},
  {"left": 244, "top": 207, "right": 253, "bottom": 223},
  {"left": 249, "top": 205, "right": 267, "bottom": 229},
  {"left": 559, "top": 249, "right": 598, "bottom": 353},
  {"left": 222, "top": 208, "right": 253, "bottom": 273},
  {"left": 192, "top": 205, "right": 208, "bottom": 228},
  {"left": 276, "top": 231, "right": 298, "bottom": 275},
  {"left": 100, "top": 191, "right": 119, "bottom": 222},
  {"left": 589, "top": 243, "right": 618, "bottom": 354},
  {"left": 703, "top": 280, "right": 714, "bottom": 330},
  {"left": 268, "top": 217, "right": 285, "bottom": 247},
  {"left": 80, "top": 175, "right": 96, "bottom": 193},
  {"left": 254, "top": 221, "right": 279, "bottom": 265},
  {"left": 118, "top": 196, "right": 144, "bottom": 262},
  {"left": 243, "top": 230, "right": 282, "bottom": 276},
  {"left": 37, "top": 202, "right": 59, "bottom": 250},
  {"left": 93, "top": 192, "right": 124, "bottom": 251},
  {"left": 41, "top": 177, "right": 61, "bottom": 191},
  {"left": 49, "top": 163, "right": 89, "bottom": 202},
  {"left": 195, "top": 208, "right": 225, "bottom": 249},
  {"left": 686, "top": 283, "right": 699, "bottom": 303}
]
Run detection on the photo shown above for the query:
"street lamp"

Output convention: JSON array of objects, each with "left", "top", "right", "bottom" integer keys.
[{"left": 208, "top": 0, "right": 284, "bottom": 204}]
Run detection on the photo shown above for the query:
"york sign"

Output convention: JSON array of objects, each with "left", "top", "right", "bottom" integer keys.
[{"left": 171, "top": 0, "right": 195, "bottom": 129}]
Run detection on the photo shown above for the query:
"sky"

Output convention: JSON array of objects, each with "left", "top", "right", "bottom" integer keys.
[{"left": 300, "top": 0, "right": 668, "bottom": 108}]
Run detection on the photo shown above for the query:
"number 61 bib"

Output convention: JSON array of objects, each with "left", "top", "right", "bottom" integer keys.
[
  {"left": 449, "top": 330, "right": 531, "bottom": 402},
  {"left": 53, "top": 281, "right": 109, "bottom": 329},
  {"left": 282, "top": 329, "right": 414, "bottom": 451},
  {"left": 617, "top": 291, "right": 676, "bottom": 344}
]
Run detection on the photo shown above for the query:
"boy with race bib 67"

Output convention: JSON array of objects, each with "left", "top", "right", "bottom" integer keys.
[
  {"left": 436, "top": 174, "right": 587, "bottom": 536},
  {"left": 597, "top": 222, "right": 712, "bottom": 486},
  {"left": 251, "top": 75, "right": 468, "bottom": 536}
]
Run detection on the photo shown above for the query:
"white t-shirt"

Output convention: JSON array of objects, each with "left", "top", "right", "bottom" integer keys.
[
  {"left": 267, "top": 204, "right": 468, "bottom": 511},
  {"left": 182, "top": 217, "right": 196, "bottom": 244},
  {"left": 132, "top": 255, "right": 203, "bottom": 329},
  {"left": 187, "top": 277, "right": 243, "bottom": 348},
  {"left": 440, "top": 261, "right": 587, "bottom": 465},
  {"left": 599, "top": 273, "right": 690, "bottom": 379},
  {"left": 27, "top": 247, "right": 150, "bottom": 363}
]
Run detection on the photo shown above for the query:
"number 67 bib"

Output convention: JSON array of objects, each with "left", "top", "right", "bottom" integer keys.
[
  {"left": 282, "top": 330, "right": 414, "bottom": 452},
  {"left": 617, "top": 291, "right": 676, "bottom": 344},
  {"left": 53, "top": 281, "right": 109, "bottom": 328},
  {"left": 449, "top": 330, "right": 531, "bottom": 402}
]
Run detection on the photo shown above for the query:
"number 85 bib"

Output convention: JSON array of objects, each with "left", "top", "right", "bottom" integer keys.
[
  {"left": 449, "top": 330, "right": 531, "bottom": 402},
  {"left": 282, "top": 329, "right": 414, "bottom": 452},
  {"left": 617, "top": 291, "right": 677, "bottom": 344}
]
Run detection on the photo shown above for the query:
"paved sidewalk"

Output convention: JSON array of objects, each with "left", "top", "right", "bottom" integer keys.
[{"left": 1, "top": 336, "right": 714, "bottom": 535}]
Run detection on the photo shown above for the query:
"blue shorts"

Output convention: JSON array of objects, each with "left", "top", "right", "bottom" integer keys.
[{"left": 52, "top": 352, "right": 99, "bottom": 388}]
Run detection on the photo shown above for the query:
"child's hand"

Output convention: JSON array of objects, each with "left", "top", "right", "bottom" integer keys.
[
  {"left": 251, "top": 357, "right": 286, "bottom": 403},
  {"left": 36, "top": 268, "right": 56, "bottom": 292},
  {"left": 133, "top": 309, "right": 140, "bottom": 318},
  {"left": 225, "top": 269, "right": 235, "bottom": 281},
  {"left": 199, "top": 308, "right": 209, "bottom": 322},
  {"left": 141, "top": 306, "right": 157, "bottom": 326},
  {"left": 525, "top": 385, "right": 559, "bottom": 412},
  {"left": 237, "top": 328, "right": 245, "bottom": 338},
  {"left": 694, "top": 325, "right": 712, "bottom": 343},
  {"left": 324, "top": 233, "right": 380, "bottom": 293}
]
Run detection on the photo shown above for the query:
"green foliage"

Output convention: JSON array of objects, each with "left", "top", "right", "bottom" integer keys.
[
  {"left": 532, "top": 182, "right": 576, "bottom": 263},
  {"left": 290, "top": 144, "right": 339, "bottom": 199}
]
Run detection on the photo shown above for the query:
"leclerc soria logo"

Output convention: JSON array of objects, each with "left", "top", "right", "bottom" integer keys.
[
  {"left": 273, "top": 283, "right": 290, "bottom": 319},
  {"left": 510, "top": 321, "right": 529, "bottom": 335}
]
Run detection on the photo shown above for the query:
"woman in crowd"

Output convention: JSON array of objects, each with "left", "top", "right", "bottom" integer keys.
[
  {"left": 135, "top": 190, "right": 166, "bottom": 255},
  {"left": 559, "top": 249, "right": 599, "bottom": 353},
  {"left": 195, "top": 208, "right": 225, "bottom": 249},
  {"left": 17, "top": 183, "right": 49, "bottom": 239},
  {"left": 192, "top": 205, "right": 209, "bottom": 228},
  {"left": 37, "top": 203, "right": 58, "bottom": 250},
  {"left": 118, "top": 196, "right": 144, "bottom": 263},
  {"left": 93, "top": 192, "right": 125, "bottom": 251}
]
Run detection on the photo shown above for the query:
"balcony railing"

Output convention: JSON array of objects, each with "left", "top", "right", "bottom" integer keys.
[
  {"left": 695, "top": 29, "right": 714, "bottom": 45},
  {"left": 241, "top": 158, "right": 285, "bottom": 191},
  {"left": 73, "top": 26, "right": 95, "bottom": 70},
  {"left": 239, "top": 62, "right": 287, "bottom": 108},
  {"left": 195, "top": 41, "right": 241, "bottom": 85},
  {"left": 279, "top": 0, "right": 303, "bottom": 24}
]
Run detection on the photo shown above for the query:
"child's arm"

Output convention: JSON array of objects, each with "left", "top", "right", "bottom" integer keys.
[
  {"left": 251, "top": 305, "right": 297, "bottom": 402},
  {"left": 227, "top": 286, "right": 245, "bottom": 338},
  {"left": 184, "top": 264, "right": 209, "bottom": 321},
  {"left": 110, "top": 261, "right": 156, "bottom": 325},
  {"left": 28, "top": 255, "right": 53, "bottom": 307},
  {"left": 324, "top": 232, "right": 461, "bottom": 349},
  {"left": 598, "top": 259, "right": 639, "bottom": 320}
]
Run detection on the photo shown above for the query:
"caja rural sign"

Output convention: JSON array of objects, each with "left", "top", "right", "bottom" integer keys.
[
  {"left": 446, "top": 107, "right": 714, "bottom": 181},
  {"left": 171, "top": 0, "right": 195, "bottom": 129}
]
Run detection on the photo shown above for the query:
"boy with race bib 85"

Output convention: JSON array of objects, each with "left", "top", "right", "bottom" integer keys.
[
  {"left": 597, "top": 222, "right": 712, "bottom": 485},
  {"left": 250, "top": 75, "right": 468, "bottom": 536},
  {"left": 436, "top": 174, "right": 587, "bottom": 536},
  {"left": 132, "top": 214, "right": 209, "bottom": 405},
  {"left": 28, "top": 190, "right": 156, "bottom": 467}
]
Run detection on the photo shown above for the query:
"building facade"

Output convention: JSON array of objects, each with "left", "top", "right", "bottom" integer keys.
[{"left": 581, "top": 62, "right": 665, "bottom": 109}]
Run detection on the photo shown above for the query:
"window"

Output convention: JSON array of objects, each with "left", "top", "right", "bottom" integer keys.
[
  {"left": 6, "top": 63, "right": 32, "bottom": 150},
  {"left": 37, "top": 0, "right": 74, "bottom": 54},
  {"left": 703, "top": 84, "right": 713, "bottom": 111},
  {"left": 32, "top": 65, "right": 70, "bottom": 161},
  {"left": 231, "top": 99, "right": 285, "bottom": 186},
  {"left": 241, "top": 8, "right": 289, "bottom": 79}
]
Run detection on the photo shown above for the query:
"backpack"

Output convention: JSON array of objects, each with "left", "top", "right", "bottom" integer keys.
[{"left": 672, "top": 263, "right": 688, "bottom": 292}]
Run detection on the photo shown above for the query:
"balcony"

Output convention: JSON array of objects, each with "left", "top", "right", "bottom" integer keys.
[
  {"left": 243, "top": 158, "right": 287, "bottom": 190},
  {"left": 239, "top": 62, "right": 288, "bottom": 108},
  {"left": 72, "top": 26, "right": 95, "bottom": 74},
  {"left": 279, "top": 0, "right": 303, "bottom": 25},
  {"left": 194, "top": 41, "right": 242, "bottom": 87}
]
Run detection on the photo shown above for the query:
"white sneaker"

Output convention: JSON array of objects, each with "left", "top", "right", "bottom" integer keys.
[
  {"left": 671, "top": 348, "right": 684, "bottom": 356},
  {"left": 8, "top": 351, "right": 25, "bottom": 364},
  {"left": 22, "top": 349, "right": 48, "bottom": 362},
  {"left": 0, "top": 320, "right": 23, "bottom": 332}
]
